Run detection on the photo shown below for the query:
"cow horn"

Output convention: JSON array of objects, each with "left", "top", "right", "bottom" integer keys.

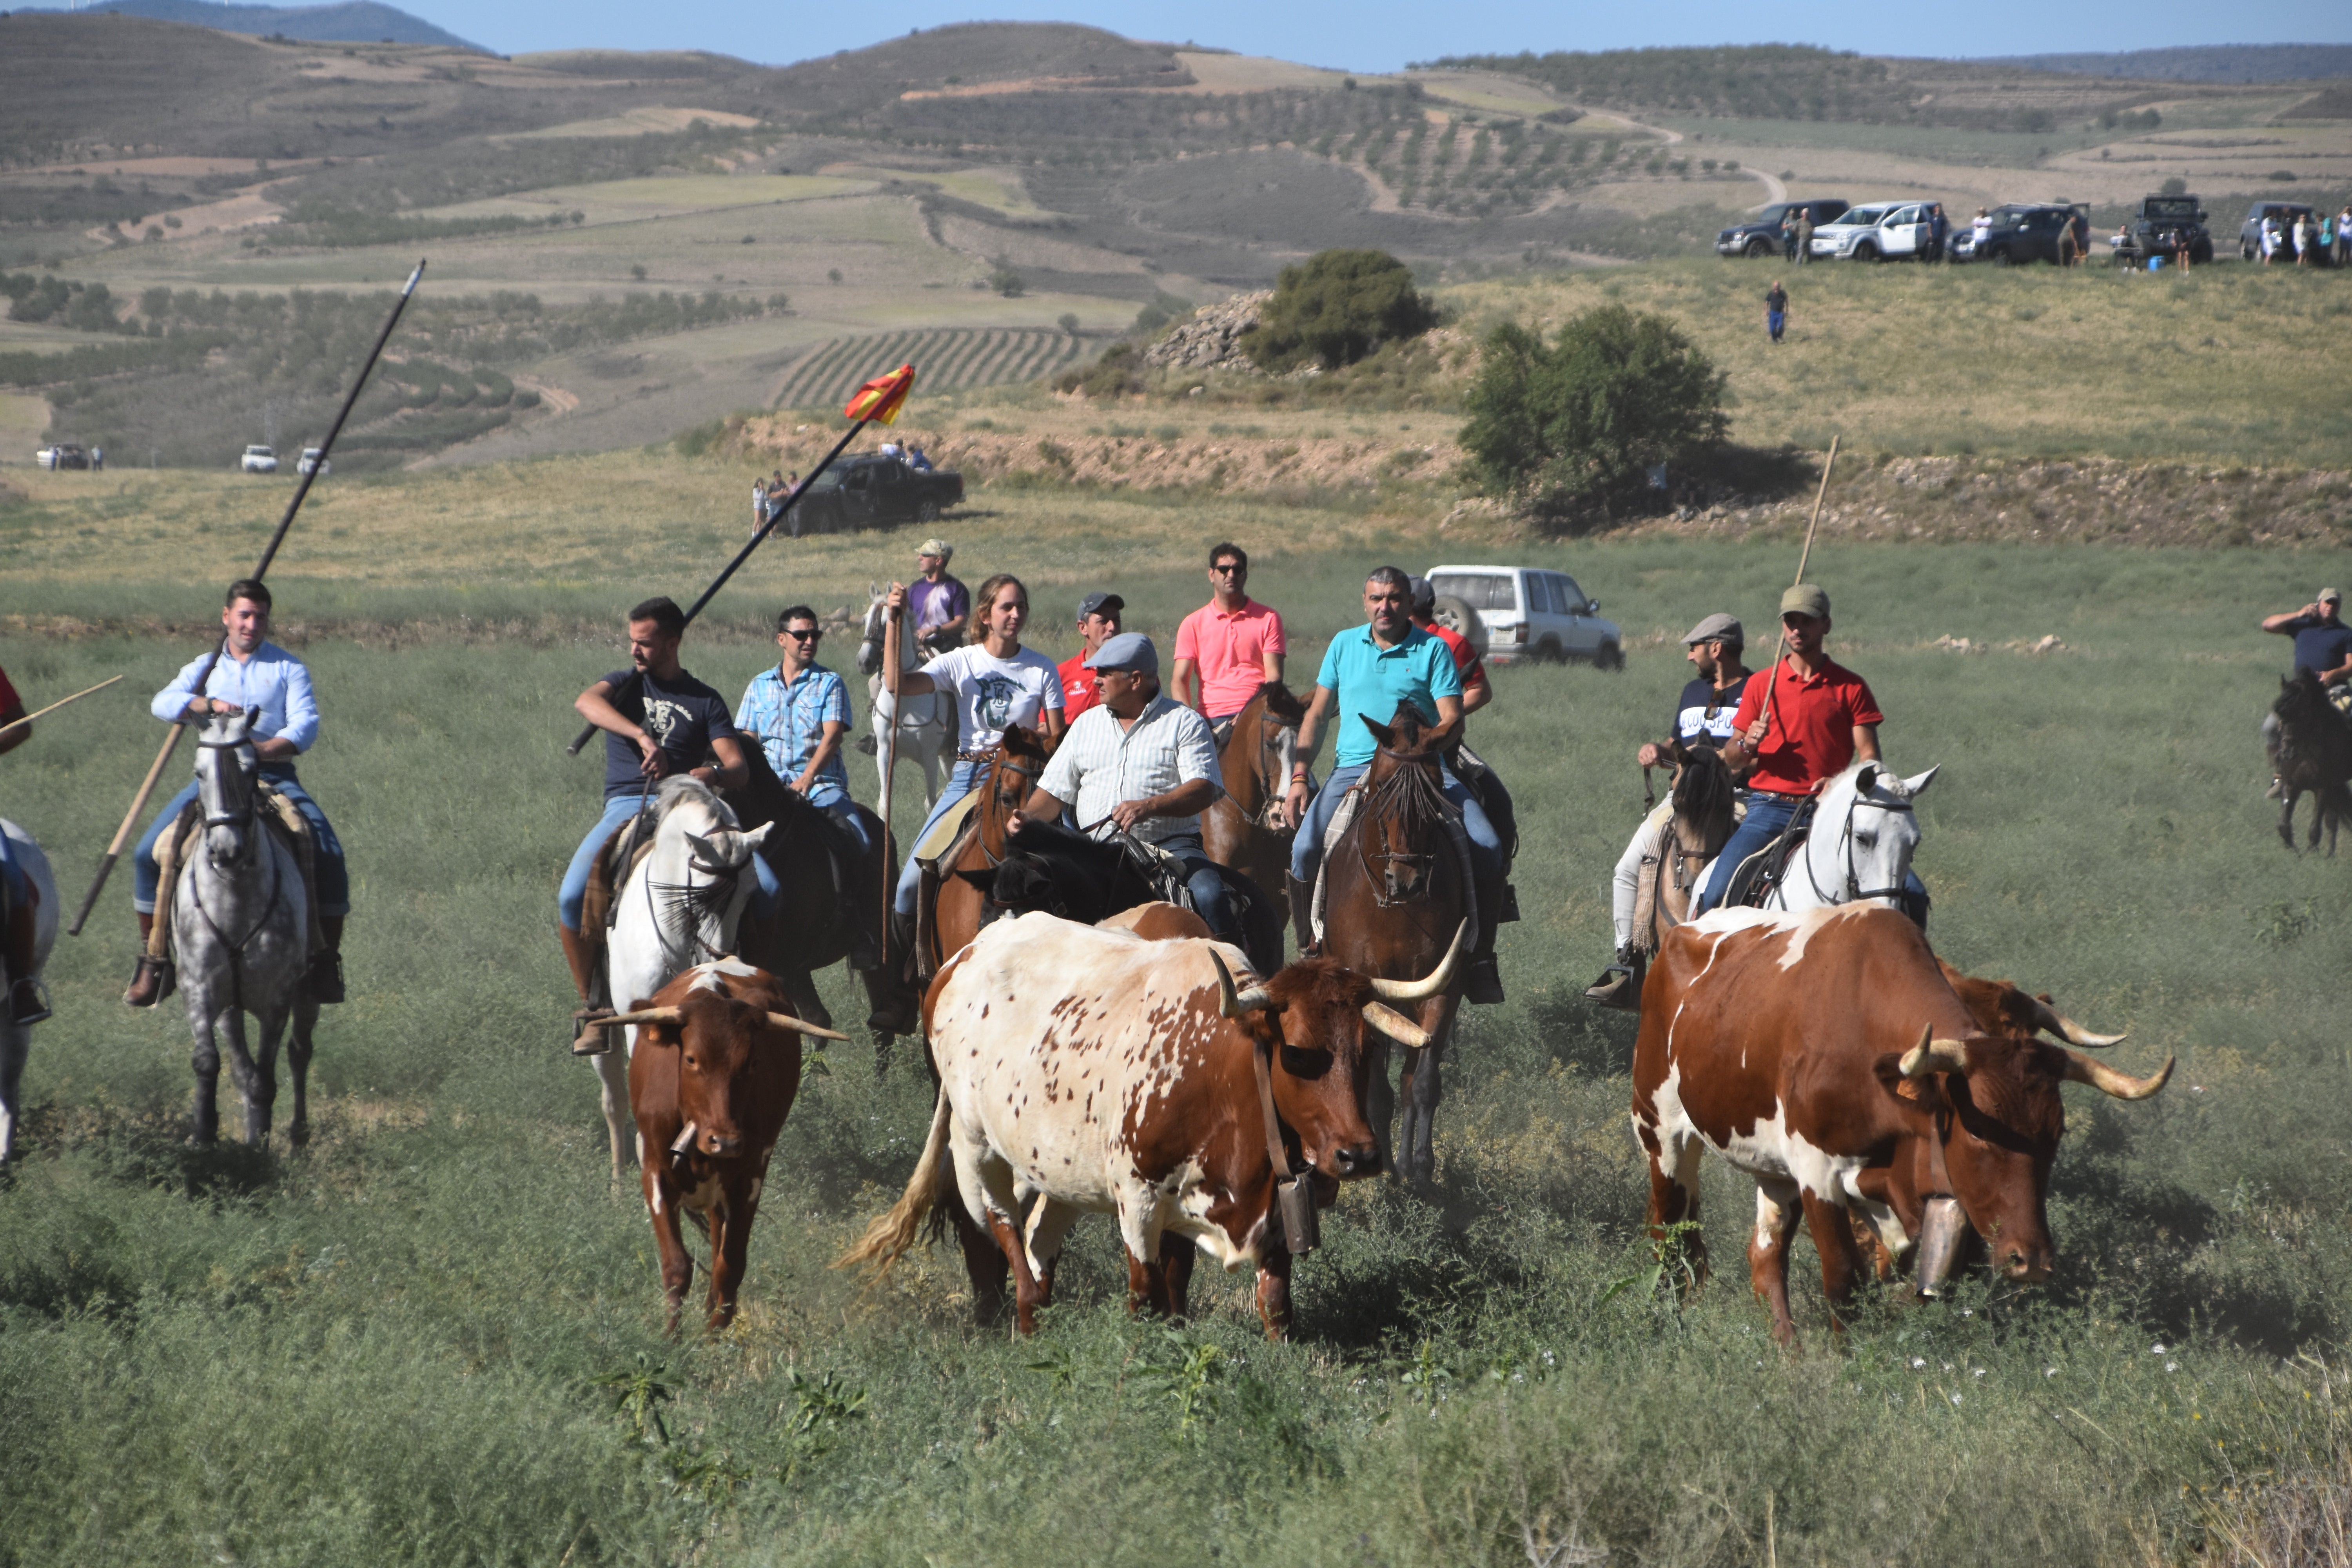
[
  {"left": 1367, "top": 920, "right": 1470, "bottom": 1002},
  {"left": 1209, "top": 949, "right": 1276, "bottom": 1016},
  {"left": 1899, "top": 1024, "right": 1971, "bottom": 1077},
  {"left": 604, "top": 1006, "right": 684, "bottom": 1027},
  {"left": 1361, "top": 1002, "right": 1432, "bottom": 1049},
  {"left": 2030, "top": 997, "right": 2126, "bottom": 1048},
  {"left": 766, "top": 1011, "right": 850, "bottom": 1042},
  {"left": 2063, "top": 1050, "right": 2173, "bottom": 1101}
]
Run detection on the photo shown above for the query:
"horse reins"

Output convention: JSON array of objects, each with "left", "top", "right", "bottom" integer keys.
[
  {"left": 1353, "top": 747, "right": 1452, "bottom": 908},
  {"left": 188, "top": 734, "right": 287, "bottom": 1014}
]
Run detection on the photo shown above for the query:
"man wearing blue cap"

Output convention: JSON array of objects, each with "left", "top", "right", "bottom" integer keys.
[{"left": 1019, "top": 632, "right": 1242, "bottom": 945}]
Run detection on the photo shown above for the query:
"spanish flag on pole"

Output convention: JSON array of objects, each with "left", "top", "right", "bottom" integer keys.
[{"left": 844, "top": 363, "right": 916, "bottom": 426}]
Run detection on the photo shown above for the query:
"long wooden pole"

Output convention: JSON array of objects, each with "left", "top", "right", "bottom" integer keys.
[
  {"left": 68, "top": 261, "right": 426, "bottom": 936},
  {"left": 1753, "top": 435, "right": 1839, "bottom": 748},
  {"left": 877, "top": 603, "right": 903, "bottom": 972},
  {"left": 0, "top": 675, "right": 122, "bottom": 742}
]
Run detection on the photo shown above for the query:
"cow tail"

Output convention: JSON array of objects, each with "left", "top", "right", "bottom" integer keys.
[{"left": 834, "top": 1087, "right": 953, "bottom": 1275}]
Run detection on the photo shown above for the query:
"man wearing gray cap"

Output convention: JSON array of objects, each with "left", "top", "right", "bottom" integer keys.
[{"left": 1021, "top": 633, "right": 1242, "bottom": 944}]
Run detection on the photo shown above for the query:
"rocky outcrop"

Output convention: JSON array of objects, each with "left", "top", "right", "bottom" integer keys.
[{"left": 1140, "top": 292, "right": 1271, "bottom": 374}]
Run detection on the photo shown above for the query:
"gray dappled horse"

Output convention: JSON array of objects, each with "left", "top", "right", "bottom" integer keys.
[
  {"left": 0, "top": 820, "right": 57, "bottom": 1163},
  {"left": 177, "top": 711, "right": 316, "bottom": 1147},
  {"left": 857, "top": 584, "right": 952, "bottom": 812}
]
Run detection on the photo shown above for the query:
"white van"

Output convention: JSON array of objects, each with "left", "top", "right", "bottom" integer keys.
[{"left": 1425, "top": 564, "right": 1622, "bottom": 668}]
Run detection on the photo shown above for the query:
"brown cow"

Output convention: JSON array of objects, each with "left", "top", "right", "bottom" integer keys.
[
  {"left": 1632, "top": 904, "right": 2171, "bottom": 1345},
  {"left": 839, "top": 911, "right": 1462, "bottom": 1338},
  {"left": 603, "top": 957, "right": 846, "bottom": 1332}
]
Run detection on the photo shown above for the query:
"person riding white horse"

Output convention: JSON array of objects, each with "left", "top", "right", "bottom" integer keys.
[
  {"left": 857, "top": 583, "right": 953, "bottom": 810},
  {"left": 125, "top": 579, "right": 348, "bottom": 1010}
]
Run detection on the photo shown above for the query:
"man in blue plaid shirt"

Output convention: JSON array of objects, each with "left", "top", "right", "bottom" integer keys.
[{"left": 737, "top": 604, "right": 881, "bottom": 969}]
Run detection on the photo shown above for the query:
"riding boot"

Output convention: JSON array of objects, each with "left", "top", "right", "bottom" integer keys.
[
  {"left": 1584, "top": 943, "right": 1645, "bottom": 1013},
  {"left": 1463, "top": 865, "right": 1506, "bottom": 1006},
  {"left": 5, "top": 900, "right": 49, "bottom": 1025},
  {"left": 1286, "top": 875, "right": 1319, "bottom": 958},
  {"left": 305, "top": 915, "right": 346, "bottom": 1004},
  {"left": 560, "top": 923, "right": 615, "bottom": 1054},
  {"left": 864, "top": 910, "right": 922, "bottom": 1034},
  {"left": 124, "top": 912, "right": 173, "bottom": 1007}
]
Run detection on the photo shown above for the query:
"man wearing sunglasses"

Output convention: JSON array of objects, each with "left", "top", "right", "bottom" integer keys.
[
  {"left": 1173, "top": 541, "right": 1287, "bottom": 734},
  {"left": 736, "top": 605, "right": 880, "bottom": 971}
]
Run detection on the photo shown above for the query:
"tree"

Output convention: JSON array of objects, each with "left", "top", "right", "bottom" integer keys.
[
  {"left": 1238, "top": 249, "right": 1436, "bottom": 372},
  {"left": 1459, "top": 305, "right": 1727, "bottom": 520}
]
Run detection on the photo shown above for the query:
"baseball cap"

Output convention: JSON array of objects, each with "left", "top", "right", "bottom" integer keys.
[
  {"left": 1780, "top": 584, "right": 1831, "bottom": 621},
  {"left": 1407, "top": 575, "right": 1436, "bottom": 616},
  {"left": 1077, "top": 591, "right": 1125, "bottom": 621},
  {"left": 916, "top": 537, "right": 952, "bottom": 561},
  {"left": 1681, "top": 612, "right": 1743, "bottom": 646},
  {"left": 2321, "top": 587, "right": 2342, "bottom": 604},
  {"left": 1084, "top": 632, "right": 1158, "bottom": 676}
]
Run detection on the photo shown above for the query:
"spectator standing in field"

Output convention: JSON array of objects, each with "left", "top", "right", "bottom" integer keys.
[
  {"left": 1780, "top": 209, "right": 1799, "bottom": 262},
  {"left": 907, "top": 538, "right": 970, "bottom": 657},
  {"left": 1972, "top": 208, "right": 1993, "bottom": 254},
  {"left": 2294, "top": 211, "right": 2318, "bottom": 267},
  {"left": 1793, "top": 208, "right": 1815, "bottom": 265},
  {"left": 1764, "top": 280, "right": 1788, "bottom": 345},
  {"left": 91, "top": 446, "right": 102, "bottom": 471},
  {"left": 2336, "top": 206, "right": 2351, "bottom": 266},
  {"left": 2261, "top": 213, "right": 2282, "bottom": 263},
  {"left": 752, "top": 477, "right": 768, "bottom": 533},
  {"left": 1057, "top": 591, "right": 1123, "bottom": 723},
  {"left": 1172, "top": 541, "right": 1287, "bottom": 734},
  {"left": 1927, "top": 203, "right": 1949, "bottom": 262}
]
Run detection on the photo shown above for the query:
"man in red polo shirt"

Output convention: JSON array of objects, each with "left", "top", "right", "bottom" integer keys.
[
  {"left": 1057, "top": 591, "right": 1122, "bottom": 722},
  {"left": 1693, "top": 583, "right": 1884, "bottom": 913},
  {"left": 1409, "top": 575, "right": 1517, "bottom": 864},
  {"left": 1172, "top": 541, "right": 1285, "bottom": 728}
]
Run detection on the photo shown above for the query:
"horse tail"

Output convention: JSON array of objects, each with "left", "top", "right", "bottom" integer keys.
[{"left": 835, "top": 1085, "right": 954, "bottom": 1275}]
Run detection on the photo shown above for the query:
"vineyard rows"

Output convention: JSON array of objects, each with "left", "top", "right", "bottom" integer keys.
[{"left": 773, "top": 328, "right": 1081, "bottom": 411}]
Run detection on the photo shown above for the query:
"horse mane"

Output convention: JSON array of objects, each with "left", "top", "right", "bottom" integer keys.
[
  {"left": 1256, "top": 682, "right": 1307, "bottom": 726},
  {"left": 2278, "top": 669, "right": 2334, "bottom": 720},
  {"left": 1670, "top": 744, "right": 1736, "bottom": 837},
  {"left": 653, "top": 774, "right": 740, "bottom": 830}
]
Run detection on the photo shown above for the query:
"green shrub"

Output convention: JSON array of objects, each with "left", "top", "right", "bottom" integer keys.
[
  {"left": 1459, "top": 304, "right": 1727, "bottom": 519},
  {"left": 1238, "top": 249, "right": 1437, "bottom": 373},
  {"left": 1055, "top": 342, "right": 1142, "bottom": 399}
]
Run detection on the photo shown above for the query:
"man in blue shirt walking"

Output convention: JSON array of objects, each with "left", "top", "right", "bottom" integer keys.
[{"left": 1279, "top": 566, "right": 1508, "bottom": 1003}]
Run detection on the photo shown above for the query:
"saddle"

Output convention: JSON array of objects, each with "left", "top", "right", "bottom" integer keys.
[
  {"left": 1719, "top": 805, "right": 1813, "bottom": 914},
  {"left": 575, "top": 810, "right": 660, "bottom": 1010},
  {"left": 145, "top": 785, "right": 323, "bottom": 975}
]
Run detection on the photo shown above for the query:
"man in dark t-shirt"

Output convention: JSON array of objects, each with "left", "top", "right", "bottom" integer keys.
[{"left": 2259, "top": 587, "right": 2352, "bottom": 793}]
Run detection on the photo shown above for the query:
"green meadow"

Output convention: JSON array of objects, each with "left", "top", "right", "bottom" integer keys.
[{"left": 2, "top": 512, "right": 2348, "bottom": 1564}]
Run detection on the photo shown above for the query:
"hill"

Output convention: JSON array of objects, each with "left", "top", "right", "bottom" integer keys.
[
  {"left": 1982, "top": 44, "right": 2352, "bottom": 83},
  {"left": 17, "top": 0, "right": 481, "bottom": 50}
]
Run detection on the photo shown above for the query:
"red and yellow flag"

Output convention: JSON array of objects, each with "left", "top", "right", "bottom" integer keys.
[{"left": 844, "top": 363, "right": 916, "bottom": 425}]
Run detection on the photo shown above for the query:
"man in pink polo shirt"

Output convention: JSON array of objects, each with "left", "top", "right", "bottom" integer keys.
[{"left": 1172, "top": 541, "right": 1286, "bottom": 728}]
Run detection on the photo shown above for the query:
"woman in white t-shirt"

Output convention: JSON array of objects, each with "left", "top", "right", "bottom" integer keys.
[{"left": 883, "top": 572, "right": 1065, "bottom": 915}]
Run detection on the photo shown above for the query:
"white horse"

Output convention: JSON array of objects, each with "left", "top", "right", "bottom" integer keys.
[
  {"left": 857, "top": 583, "right": 953, "bottom": 813},
  {"left": 589, "top": 775, "right": 771, "bottom": 1183},
  {"left": 1700, "top": 758, "right": 1940, "bottom": 916},
  {"left": 0, "top": 820, "right": 57, "bottom": 1163},
  {"left": 178, "top": 711, "right": 317, "bottom": 1147}
]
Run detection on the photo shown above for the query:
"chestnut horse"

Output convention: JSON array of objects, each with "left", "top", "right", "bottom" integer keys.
[
  {"left": 1203, "top": 682, "right": 1305, "bottom": 943},
  {"left": 1318, "top": 704, "right": 1473, "bottom": 1191},
  {"left": 916, "top": 722, "right": 1053, "bottom": 986}
]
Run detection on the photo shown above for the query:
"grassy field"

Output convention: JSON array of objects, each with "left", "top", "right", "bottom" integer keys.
[{"left": 2, "top": 499, "right": 2350, "bottom": 1562}]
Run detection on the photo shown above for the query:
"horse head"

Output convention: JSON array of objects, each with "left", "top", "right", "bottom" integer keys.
[
  {"left": 856, "top": 583, "right": 887, "bottom": 677},
  {"left": 644, "top": 779, "right": 771, "bottom": 960},
  {"left": 193, "top": 710, "right": 261, "bottom": 870},
  {"left": 1352, "top": 705, "right": 1459, "bottom": 906},
  {"left": 1808, "top": 759, "right": 1937, "bottom": 908},
  {"left": 1664, "top": 739, "right": 1737, "bottom": 851},
  {"left": 978, "top": 724, "right": 1052, "bottom": 858}
]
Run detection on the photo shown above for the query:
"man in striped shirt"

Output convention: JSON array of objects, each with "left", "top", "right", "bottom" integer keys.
[{"left": 1018, "top": 633, "right": 1241, "bottom": 946}]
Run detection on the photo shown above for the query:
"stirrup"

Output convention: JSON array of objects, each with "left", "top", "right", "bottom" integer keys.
[
  {"left": 124, "top": 954, "right": 175, "bottom": 1008},
  {"left": 1463, "top": 953, "right": 1505, "bottom": 1006},
  {"left": 7, "top": 976, "right": 51, "bottom": 1027},
  {"left": 306, "top": 950, "right": 346, "bottom": 1005},
  {"left": 1584, "top": 964, "right": 1641, "bottom": 1012},
  {"left": 571, "top": 1004, "right": 618, "bottom": 1056}
]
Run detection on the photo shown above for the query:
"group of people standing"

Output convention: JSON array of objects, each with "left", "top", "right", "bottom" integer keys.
[{"left": 2257, "top": 208, "right": 2351, "bottom": 267}]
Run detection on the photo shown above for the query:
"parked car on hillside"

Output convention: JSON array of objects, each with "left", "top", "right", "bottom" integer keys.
[
  {"left": 2111, "top": 194, "right": 2214, "bottom": 267},
  {"left": 1810, "top": 202, "right": 1938, "bottom": 262},
  {"left": 786, "top": 453, "right": 963, "bottom": 534},
  {"left": 296, "top": 448, "right": 329, "bottom": 476},
  {"left": 1424, "top": 564, "right": 1621, "bottom": 668},
  {"left": 2239, "top": 201, "right": 2328, "bottom": 264},
  {"left": 1953, "top": 204, "right": 2083, "bottom": 266},
  {"left": 35, "top": 442, "right": 89, "bottom": 471},
  {"left": 240, "top": 445, "right": 279, "bottom": 473},
  {"left": 1715, "top": 198, "right": 1850, "bottom": 259}
]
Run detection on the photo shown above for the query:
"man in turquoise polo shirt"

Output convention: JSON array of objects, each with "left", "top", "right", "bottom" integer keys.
[{"left": 1280, "top": 566, "right": 1507, "bottom": 1003}]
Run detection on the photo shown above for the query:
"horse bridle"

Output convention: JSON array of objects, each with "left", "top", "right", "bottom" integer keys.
[
  {"left": 1355, "top": 747, "right": 1449, "bottom": 908},
  {"left": 188, "top": 730, "right": 286, "bottom": 1007},
  {"left": 1792, "top": 791, "right": 1915, "bottom": 905}
]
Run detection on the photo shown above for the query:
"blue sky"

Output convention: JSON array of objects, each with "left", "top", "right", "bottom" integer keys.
[{"left": 412, "top": 0, "right": 2351, "bottom": 71}]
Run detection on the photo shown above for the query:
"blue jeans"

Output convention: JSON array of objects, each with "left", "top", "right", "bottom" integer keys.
[
  {"left": 559, "top": 792, "right": 780, "bottom": 933},
  {"left": 134, "top": 770, "right": 348, "bottom": 916},
  {"left": 895, "top": 759, "right": 989, "bottom": 916},
  {"left": 1289, "top": 763, "right": 1504, "bottom": 901},
  {"left": 1694, "top": 793, "right": 1802, "bottom": 915},
  {"left": 1156, "top": 830, "right": 1237, "bottom": 941}
]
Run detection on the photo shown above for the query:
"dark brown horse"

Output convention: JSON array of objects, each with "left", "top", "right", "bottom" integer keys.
[
  {"left": 918, "top": 722, "right": 1053, "bottom": 984},
  {"left": 1318, "top": 703, "right": 1473, "bottom": 1191},
  {"left": 1203, "top": 682, "right": 1305, "bottom": 944},
  {"left": 1590, "top": 738, "right": 1739, "bottom": 1013},
  {"left": 2271, "top": 671, "right": 2352, "bottom": 856}
]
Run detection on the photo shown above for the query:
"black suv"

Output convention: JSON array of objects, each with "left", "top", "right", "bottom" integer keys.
[
  {"left": 1715, "top": 199, "right": 1850, "bottom": 259},
  {"left": 787, "top": 453, "right": 964, "bottom": 534},
  {"left": 2111, "top": 194, "right": 2213, "bottom": 267},
  {"left": 2238, "top": 201, "right": 2331, "bottom": 265},
  {"left": 1957, "top": 204, "right": 2086, "bottom": 266}
]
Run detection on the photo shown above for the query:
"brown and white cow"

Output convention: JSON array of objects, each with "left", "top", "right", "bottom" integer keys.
[
  {"left": 838, "top": 911, "right": 1461, "bottom": 1338},
  {"left": 1632, "top": 904, "right": 2170, "bottom": 1345},
  {"left": 601, "top": 956, "right": 846, "bottom": 1333}
]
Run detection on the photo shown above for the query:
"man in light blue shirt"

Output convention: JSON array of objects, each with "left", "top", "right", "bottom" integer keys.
[
  {"left": 1279, "top": 566, "right": 1506, "bottom": 1003},
  {"left": 736, "top": 604, "right": 881, "bottom": 970},
  {"left": 125, "top": 579, "right": 348, "bottom": 1007}
]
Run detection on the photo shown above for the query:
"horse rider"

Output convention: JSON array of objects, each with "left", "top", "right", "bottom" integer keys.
[
  {"left": 1588, "top": 612, "right": 1752, "bottom": 1005},
  {"left": 735, "top": 604, "right": 881, "bottom": 972},
  {"left": 908, "top": 538, "right": 970, "bottom": 659},
  {"left": 1280, "top": 566, "right": 1508, "bottom": 1005},
  {"left": 0, "top": 661, "right": 46, "bottom": 1024},
  {"left": 560, "top": 596, "right": 774, "bottom": 1022},
  {"left": 1692, "top": 584, "right": 1915, "bottom": 918},
  {"left": 879, "top": 572, "right": 1065, "bottom": 989},
  {"left": 1408, "top": 575, "right": 1518, "bottom": 864},
  {"left": 1173, "top": 541, "right": 1287, "bottom": 742},
  {"left": 2259, "top": 587, "right": 2352, "bottom": 795},
  {"left": 1014, "top": 632, "right": 1245, "bottom": 947},
  {"left": 124, "top": 579, "right": 349, "bottom": 1008},
  {"left": 1058, "top": 591, "right": 1123, "bottom": 724}
]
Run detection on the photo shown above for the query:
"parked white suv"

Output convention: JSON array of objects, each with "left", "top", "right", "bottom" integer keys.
[
  {"left": 241, "top": 445, "right": 278, "bottom": 473},
  {"left": 296, "top": 448, "right": 328, "bottom": 476},
  {"left": 1425, "top": 564, "right": 1622, "bottom": 668},
  {"left": 1811, "top": 201, "right": 1935, "bottom": 262}
]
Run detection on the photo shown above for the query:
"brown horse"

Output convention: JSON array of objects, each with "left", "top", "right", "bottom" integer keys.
[
  {"left": 918, "top": 722, "right": 1053, "bottom": 985},
  {"left": 1595, "top": 739, "right": 1738, "bottom": 1010},
  {"left": 2271, "top": 671, "right": 2352, "bottom": 856},
  {"left": 1318, "top": 703, "right": 1474, "bottom": 1191},
  {"left": 1203, "top": 682, "right": 1305, "bottom": 942}
]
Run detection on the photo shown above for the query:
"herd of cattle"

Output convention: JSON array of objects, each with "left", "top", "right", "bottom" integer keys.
[{"left": 608, "top": 751, "right": 2172, "bottom": 1346}]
